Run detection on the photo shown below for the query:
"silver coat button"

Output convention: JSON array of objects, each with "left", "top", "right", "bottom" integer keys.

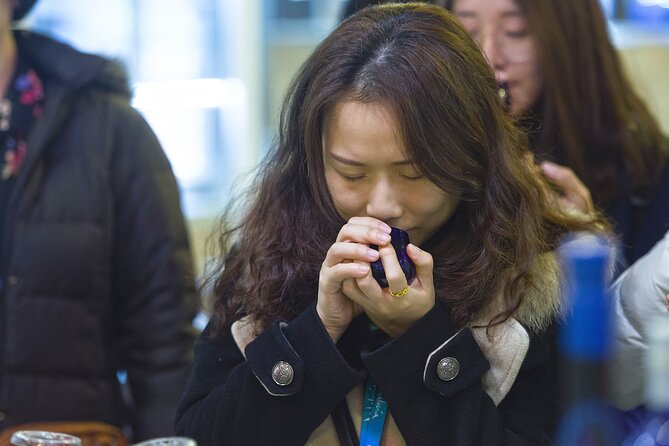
[
  {"left": 8, "top": 276, "right": 18, "bottom": 285},
  {"left": 437, "top": 357, "right": 459, "bottom": 381},
  {"left": 272, "top": 361, "right": 294, "bottom": 386}
]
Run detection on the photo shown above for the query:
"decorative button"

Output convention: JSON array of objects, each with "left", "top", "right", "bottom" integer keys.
[
  {"left": 8, "top": 276, "right": 18, "bottom": 286},
  {"left": 437, "top": 357, "right": 459, "bottom": 381},
  {"left": 272, "top": 361, "right": 294, "bottom": 386},
  {"left": 0, "top": 411, "right": 5, "bottom": 422}
]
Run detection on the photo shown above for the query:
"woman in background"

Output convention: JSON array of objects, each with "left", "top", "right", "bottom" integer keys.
[
  {"left": 445, "top": 0, "right": 669, "bottom": 267},
  {"left": 175, "top": 4, "right": 606, "bottom": 445},
  {"left": 445, "top": 0, "right": 669, "bottom": 421}
]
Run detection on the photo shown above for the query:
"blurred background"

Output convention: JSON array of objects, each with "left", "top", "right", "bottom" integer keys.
[{"left": 16, "top": 0, "right": 669, "bottom": 279}]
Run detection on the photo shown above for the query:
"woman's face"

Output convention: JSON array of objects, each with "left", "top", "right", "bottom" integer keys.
[
  {"left": 451, "top": 0, "right": 543, "bottom": 115},
  {"left": 322, "top": 100, "right": 459, "bottom": 246}
]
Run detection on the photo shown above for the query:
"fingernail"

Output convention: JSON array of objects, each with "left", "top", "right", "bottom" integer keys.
[
  {"left": 358, "top": 265, "right": 370, "bottom": 274},
  {"left": 379, "top": 223, "right": 391, "bottom": 233},
  {"left": 367, "top": 248, "right": 379, "bottom": 259},
  {"left": 378, "top": 232, "right": 391, "bottom": 243},
  {"left": 541, "top": 161, "right": 557, "bottom": 174}
]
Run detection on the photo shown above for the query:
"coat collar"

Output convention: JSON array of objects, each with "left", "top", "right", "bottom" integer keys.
[
  {"left": 232, "top": 313, "right": 531, "bottom": 445},
  {"left": 230, "top": 252, "right": 561, "bottom": 443}
]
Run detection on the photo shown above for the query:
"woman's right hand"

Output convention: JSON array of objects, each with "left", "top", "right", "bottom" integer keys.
[
  {"left": 540, "top": 161, "right": 594, "bottom": 214},
  {"left": 317, "top": 217, "right": 392, "bottom": 342}
]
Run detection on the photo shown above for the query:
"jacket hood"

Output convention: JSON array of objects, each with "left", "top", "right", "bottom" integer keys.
[
  {"left": 513, "top": 251, "right": 562, "bottom": 332},
  {"left": 474, "top": 250, "right": 563, "bottom": 334},
  {"left": 15, "top": 30, "right": 132, "bottom": 99}
]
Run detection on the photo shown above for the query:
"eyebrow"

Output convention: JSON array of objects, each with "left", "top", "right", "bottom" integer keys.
[{"left": 328, "top": 152, "right": 413, "bottom": 167}]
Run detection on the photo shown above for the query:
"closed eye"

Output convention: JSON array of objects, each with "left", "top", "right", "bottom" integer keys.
[
  {"left": 401, "top": 174, "right": 424, "bottom": 181},
  {"left": 342, "top": 173, "right": 365, "bottom": 182}
]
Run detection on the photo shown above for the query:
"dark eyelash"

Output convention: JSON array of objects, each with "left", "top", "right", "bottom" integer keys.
[{"left": 344, "top": 175, "right": 364, "bottom": 182}]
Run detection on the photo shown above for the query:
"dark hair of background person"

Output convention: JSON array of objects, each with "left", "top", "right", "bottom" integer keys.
[
  {"left": 444, "top": 0, "right": 668, "bottom": 208},
  {"left": 340, "top": 0, "right": 415, "bottom": 21},
  {"left": 207, "top": 2, "right": 607, "bottom": 335},
  {"left": 341, "top": 0, "right": 450, "bottom": 21}
]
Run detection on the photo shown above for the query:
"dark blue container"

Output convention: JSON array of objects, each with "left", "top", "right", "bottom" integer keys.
[
  {"left": 554, "top": 233, "right": 624, "bottom": 446},
  {"left": 370, "top": 227, "right": 415, "bottom": 289},
  {"left": 558, "top": 235, "right": 612, "bottom": 361}
]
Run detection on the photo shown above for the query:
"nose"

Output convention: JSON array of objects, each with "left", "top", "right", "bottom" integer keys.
[
  {"left": 479, "top": 32, "right": 506, "bottom": 77},
  {"left": 366, "top": 177, "right": 402, "bottom": 223}
]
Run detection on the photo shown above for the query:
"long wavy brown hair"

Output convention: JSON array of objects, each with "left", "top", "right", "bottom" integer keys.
[
  {"left": 209, "top": 2, "right": 605, "bottom": 335},
  {"left": 444, "top": 0, "right": 668, "bottom": 207}
]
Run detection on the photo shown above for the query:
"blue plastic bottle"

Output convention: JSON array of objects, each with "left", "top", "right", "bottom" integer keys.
[{"left": 554, "top": 233, "right": 625, "bottom": 446}]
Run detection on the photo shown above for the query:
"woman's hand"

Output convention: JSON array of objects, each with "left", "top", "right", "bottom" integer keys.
[
  {"left": 343, "top": 241, "right": 436, "bottom": 337},
  {"left": 317, "top": 217, "right": 392, "bottom": 342},
  {"left": 540, "top": 161, "right": 594, "bottom": 214}
]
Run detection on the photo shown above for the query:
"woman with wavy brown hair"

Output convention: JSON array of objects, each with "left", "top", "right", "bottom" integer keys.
[
  {"left": 175, "top": 3, "right": 606, "bottom": 445},
  {"left": 445, "top": 0, "right": 669, "bottom": 267}
]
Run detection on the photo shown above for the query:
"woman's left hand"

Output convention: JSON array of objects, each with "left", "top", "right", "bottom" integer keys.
[{"left": 342, "top": 243, "right": 436, "bottom": 337}]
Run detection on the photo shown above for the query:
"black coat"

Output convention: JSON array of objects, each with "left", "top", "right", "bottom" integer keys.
[
  {"left": 0, "top": 31, "right": 197, "bottom": 440},
  {"left": 175, "top": 302, "right": 559, "bottom": 445},
  {"left": 605, "top": 161, "right": 669, "bottom": 266}
]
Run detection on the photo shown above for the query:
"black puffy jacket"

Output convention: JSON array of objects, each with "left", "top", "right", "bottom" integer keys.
[{"left": 0, "top": 31, "right": 197, "bottom": 441}]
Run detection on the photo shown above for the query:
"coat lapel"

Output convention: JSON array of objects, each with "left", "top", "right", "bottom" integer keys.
[{"left": 231, "top": 314, "right": 530, "bottom": 444}]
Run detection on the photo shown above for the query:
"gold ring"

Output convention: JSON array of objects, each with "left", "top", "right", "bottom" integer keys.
[{"left": 390, "top": 287, "right": 408, "bottom": 297}]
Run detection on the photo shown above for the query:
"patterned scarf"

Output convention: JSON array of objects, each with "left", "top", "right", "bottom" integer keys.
[{"left": 0, "top": 56, "right": 44, "bottom": 181}]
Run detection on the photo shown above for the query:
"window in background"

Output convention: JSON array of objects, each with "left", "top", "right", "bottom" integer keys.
[
  {"left": 600, "top": 0, "right": 616, "bottom": 18},
  {"left": 21, "top": 0, "right": 263, "bottom": 219},
  {"left": 604, "top": 0, "right": 669, "bottom": 47},
  {"left": 261, "top": 0, "right": 346, "bottom": 142},
  {"left": 606, "top": 0, "right": 669, "bottom": 135},
  {"left": 627, "top": 0, "right": 669, "bottom": 24}
]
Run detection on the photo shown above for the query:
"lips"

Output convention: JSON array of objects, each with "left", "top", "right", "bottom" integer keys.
[{"left": 369, "top": 227, "right": 416, "bottom": 288}]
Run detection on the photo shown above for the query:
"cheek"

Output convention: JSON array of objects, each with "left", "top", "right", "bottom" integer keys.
[
  {"left": 525, "top": 51, "right": 543, "bottom": 98},
  {"left": 511, "top": 65, "right": 543, "bottom": 114},
  {"left": 409, "top": 192, "right": 460, "bottom": 245},
  {"left": 326, "top": 176, "right": 362, "bottom": 219},
  {"left": 412, "top": 189, "right": 458, "bottom": 222},
  {"left": 433, "top": 197, "right": 459, "bottom": 224}
]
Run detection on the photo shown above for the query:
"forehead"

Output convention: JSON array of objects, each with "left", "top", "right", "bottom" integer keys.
[
  {"left": 323, "top": 100, "right": 408, "bottom": 161},
  {"left": 326, "top": 100, "right": 397, "bottom": 134}
]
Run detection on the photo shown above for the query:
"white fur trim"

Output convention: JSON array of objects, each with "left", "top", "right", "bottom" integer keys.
[
  {"left": 231, "top": 316, "right": 258, "bottom": 359},
  {"left": 472, "top": 318, "right": 530, "bottom": 405}
]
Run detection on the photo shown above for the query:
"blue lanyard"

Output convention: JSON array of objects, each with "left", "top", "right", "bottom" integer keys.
[{"left": 360, "top": 376, "right": 388, "bottom": 446}]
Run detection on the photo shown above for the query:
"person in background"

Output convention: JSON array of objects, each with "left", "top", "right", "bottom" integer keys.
[
  {"left": 443, "top": 0, "right": 669, "bottom": 430},
  {"left": 444, "top": 0, "right": 669, "bottom": 268},
  {"left": 609, "top": 229, "right": 669, "bottom": 411},
  {"left": 340, "top": 0, "right": 408, "bottom": 20},
  {"left": 175, "top": 4, "right": 607, "bottom": 445},
  {"left": 0, "top": 0, "right": 197, "bottom": 441}
]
